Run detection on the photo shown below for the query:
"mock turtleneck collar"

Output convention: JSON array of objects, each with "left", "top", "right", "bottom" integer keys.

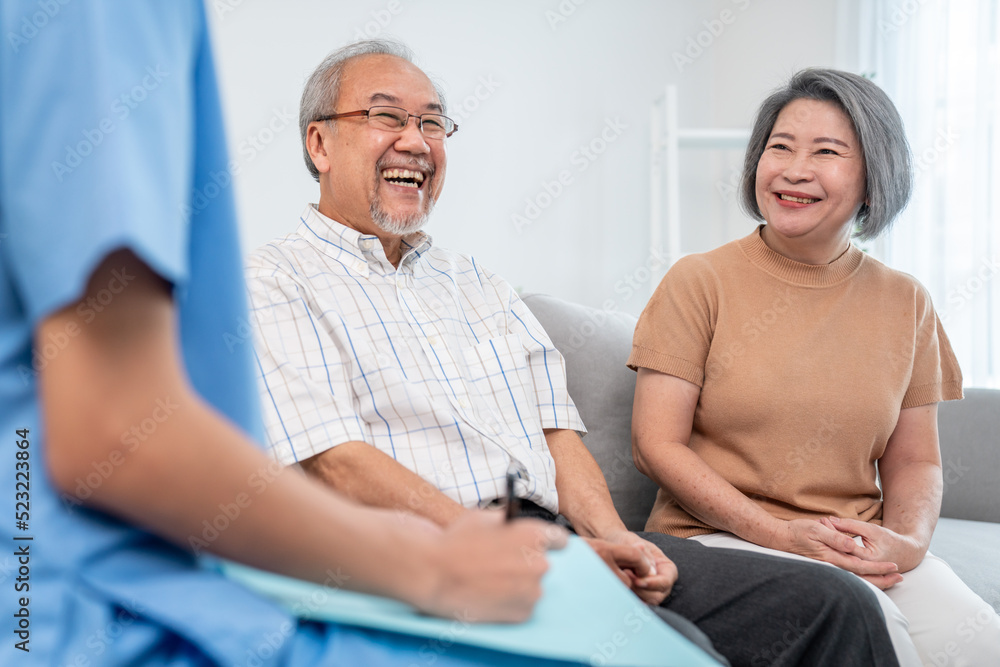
[{"left": 738, "top": 225, "right": 865, "bottom": 287}]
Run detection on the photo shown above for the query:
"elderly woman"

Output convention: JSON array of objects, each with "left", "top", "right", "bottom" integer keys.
[{"left": 629, "top": 68, "right": 1000, "bottom": 666}]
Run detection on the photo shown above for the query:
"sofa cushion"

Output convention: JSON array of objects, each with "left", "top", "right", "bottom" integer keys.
[
  {"left": 930, "top": 517, "right": 1000, "bottom": 612},
  {"left": 937, "top": 388, "right": 1000, "bottom": 523},
  {"left": 522, "top": 293, "right": 657, "bottom": 531}
]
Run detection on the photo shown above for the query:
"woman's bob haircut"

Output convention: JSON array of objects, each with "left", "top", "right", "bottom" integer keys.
[{"left": 739, "top": 69, "right": 912, "bottom": 241}]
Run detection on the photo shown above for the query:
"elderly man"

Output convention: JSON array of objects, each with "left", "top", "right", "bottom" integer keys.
[{"left": 248, "top": 39, "right": 900, "bottom": 666}]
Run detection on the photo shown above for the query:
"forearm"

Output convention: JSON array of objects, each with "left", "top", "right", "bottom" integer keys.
[
  {"left": 45, "top": 381, "right": 441, "bottom": 606},
  {"left": 544, "top": 429, "right": 628, "bottom": 537},
  {"left": 634, "top": 439, "right": 784, "bottom": 546},
  {"left": 876, "top": 403, "right": 944, "bottom": 572},
  {"left": 301, "top": 442, "right": 468, "bottom": 527},
  {"left": 879, "top": 460, "right": 941, "bottom": 570}
]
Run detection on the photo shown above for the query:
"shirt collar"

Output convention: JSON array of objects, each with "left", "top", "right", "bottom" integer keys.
[
  {"left": 740, "top": 224, "right": 864, "bottom": 287},
  {"left": 297, "top": 204, "right": 433, "bottom": 274}
]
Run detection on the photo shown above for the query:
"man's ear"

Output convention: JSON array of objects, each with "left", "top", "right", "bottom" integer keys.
[{"left": 307, "top": 123, "right": 331, "bottom": 174}]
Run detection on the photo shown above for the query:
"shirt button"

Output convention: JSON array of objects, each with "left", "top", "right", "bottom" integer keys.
[
  {"left": 427, "top": 335, "right": 439, "bottom": 346},
  {"left": 458, "top": 398, "right": 470, "bottom": 409}
]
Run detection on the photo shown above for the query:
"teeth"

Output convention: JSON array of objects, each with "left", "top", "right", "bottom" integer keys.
[
  {"left": 381, "top": 168, "right": 425, "bottom": 186},
  {"left": 779, "top": 194, "right": 819, "bottom": 204}
]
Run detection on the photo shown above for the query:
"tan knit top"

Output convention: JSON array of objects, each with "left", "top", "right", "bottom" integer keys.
[{"left": 628, "top": 226, "right": 963, "bottom": 538}]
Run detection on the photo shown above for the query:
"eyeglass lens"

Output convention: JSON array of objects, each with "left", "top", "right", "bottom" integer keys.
[{"left": 368, "top": 106, "right": 453, "bottom": 137}]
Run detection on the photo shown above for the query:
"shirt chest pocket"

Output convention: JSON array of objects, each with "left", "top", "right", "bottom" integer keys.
[{"left": 461, "top": 333, "right": 535, "bottom": 428}]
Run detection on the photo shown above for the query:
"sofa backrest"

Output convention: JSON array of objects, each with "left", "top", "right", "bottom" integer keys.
[
  {"left": 937, "top": 387, "right": 1000, "bottom": 523},
  {"left": 522, "top": 293, "right": 657, "bottom": 531}
]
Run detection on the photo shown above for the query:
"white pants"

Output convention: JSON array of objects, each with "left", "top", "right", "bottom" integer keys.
[{"left": 691, "top": 533, "right": 1000, "bottom": 667}]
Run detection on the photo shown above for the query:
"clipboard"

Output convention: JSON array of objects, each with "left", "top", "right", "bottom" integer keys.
[{"left": 222, "top": 536, "right": 719, "bottom": 666}]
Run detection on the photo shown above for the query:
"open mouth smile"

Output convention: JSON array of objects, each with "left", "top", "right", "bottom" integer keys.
[
  {"left": 777, "top": 193, "right": 820, "bottom": 204},
  {"left": 381, "top": 168, "right": 426, "bottom": 189}
]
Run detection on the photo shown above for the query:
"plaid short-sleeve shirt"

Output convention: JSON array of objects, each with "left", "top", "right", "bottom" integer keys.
[{"left": 247, "top": 205, "right": 586, "bottom": 512}]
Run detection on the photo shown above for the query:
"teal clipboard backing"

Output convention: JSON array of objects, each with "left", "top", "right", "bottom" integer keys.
[{"left": 222, "top": 536, "right": 719, "bottom": 666}]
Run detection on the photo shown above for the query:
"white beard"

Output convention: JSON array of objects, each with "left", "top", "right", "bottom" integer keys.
[{"left": 369, "top": 190, "right": 434, "bottom": 235}]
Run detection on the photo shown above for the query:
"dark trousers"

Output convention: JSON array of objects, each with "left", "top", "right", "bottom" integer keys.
[{"left": 517, "top": 502, "right": 899, "bottom": 667}]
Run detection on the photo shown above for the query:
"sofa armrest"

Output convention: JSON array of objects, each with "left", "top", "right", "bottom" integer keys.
[{"left": 937, "top": 388, "right": 1000, "bottom": 523}]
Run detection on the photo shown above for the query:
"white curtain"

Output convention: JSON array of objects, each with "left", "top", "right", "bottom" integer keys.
[{"left": 858, "top": 0, "right": 1000, "bottom": 388}]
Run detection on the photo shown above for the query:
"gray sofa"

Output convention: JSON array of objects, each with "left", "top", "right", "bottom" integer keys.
[{"left": 522, "top": 293, "right": 1000, "bottom": 613}]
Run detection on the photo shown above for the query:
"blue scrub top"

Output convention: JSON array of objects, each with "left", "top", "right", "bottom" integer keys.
[
  {"left": 0, "top": 3, "right": 584, "bottom": 666},
  {"left": 0, "top": 2, "right": 294, "bottom": 664}
]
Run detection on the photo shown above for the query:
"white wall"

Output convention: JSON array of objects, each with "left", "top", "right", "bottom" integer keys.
[
  {"left": 209, "top": 0, "right": 843, "bottom": 315},
  {"left": 701, "top": 0, "right": 847, "bottom": 256}
]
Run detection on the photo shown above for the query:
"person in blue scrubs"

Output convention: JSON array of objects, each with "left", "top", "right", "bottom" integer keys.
[{"left": 0, "top": 2, "right": 581, "bottom": 665}]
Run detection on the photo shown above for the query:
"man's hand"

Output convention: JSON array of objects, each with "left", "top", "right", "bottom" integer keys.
[
  {"left": 542, "top": 429, "right": 677, "bottom": 604},
  {"left": 773, "top": 519, "right": 903, "bottom": 590},
  {"left": 584, "top": 531, "right": 678, "bottom": 605},
  {"left": 416, "top": 511, "right": 567, "bottom": 623},
  {"left": 821, "top": 516, "right": 925, "bottom": 576}
]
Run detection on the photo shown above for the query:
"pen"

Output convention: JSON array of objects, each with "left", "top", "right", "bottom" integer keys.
[{"left": 505, "top": 459, "right": 526, "bottom": 522}]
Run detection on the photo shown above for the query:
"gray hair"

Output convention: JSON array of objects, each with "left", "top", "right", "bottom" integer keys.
[
  {"left": 739, "top": 68, "right": 912, "bottom": 241},
  {"left": 299, "top": 39, "right": 447, "bottom": 181}
]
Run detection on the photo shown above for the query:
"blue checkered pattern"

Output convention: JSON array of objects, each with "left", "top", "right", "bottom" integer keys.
[{"left": 247, "top": 205, "right": 586, "bottom": 512}]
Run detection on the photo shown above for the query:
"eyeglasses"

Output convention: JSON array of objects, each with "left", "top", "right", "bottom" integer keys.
[{"left": 315, "top": 105, "right": 459, "bottom": 139}]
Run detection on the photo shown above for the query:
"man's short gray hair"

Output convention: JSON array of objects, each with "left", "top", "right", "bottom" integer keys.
[
  {"left": 299, "top": 39, "right": 447, "bottom": 181},
  {"left": 739, "top": 68, "right": 912, "bottom": 241}
]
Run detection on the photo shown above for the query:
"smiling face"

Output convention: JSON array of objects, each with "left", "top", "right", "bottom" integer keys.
[
  {"left": 308, "top": 54, "right": 448, "bottom": 239},
  {"left": 755, "top": 98, "right": 867, "bottom": 263}
]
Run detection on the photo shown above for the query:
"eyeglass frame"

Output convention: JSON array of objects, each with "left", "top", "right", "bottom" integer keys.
[{"left": 314, "top": 105, "right": 459, "bottom": 138}]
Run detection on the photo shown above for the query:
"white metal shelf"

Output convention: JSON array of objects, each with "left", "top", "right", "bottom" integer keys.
[{"left": 649, "top": 84, "right": 750, "bottom": 293}]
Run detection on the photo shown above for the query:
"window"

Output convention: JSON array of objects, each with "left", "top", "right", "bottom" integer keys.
[{"left": 859, "top": 0, "right": 999, "bottom": 388}]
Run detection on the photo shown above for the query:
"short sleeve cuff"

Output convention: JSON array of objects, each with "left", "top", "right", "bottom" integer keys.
[
  {"left": 627, "top": 346, "right": 705, "bottom": 387},
  {"left": 901, "top": 380, "right": 964, "bottom": 410},
  {"left": 266, "top": 420, "right": 370, "bottom": 467},
  {"left": 538, "top": 411, "right": 587, "bottom": 435}
]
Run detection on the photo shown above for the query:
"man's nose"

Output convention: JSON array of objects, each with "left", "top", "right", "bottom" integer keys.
[{"left": 393, "top": 116, "right": 431, "bottom": 154}]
